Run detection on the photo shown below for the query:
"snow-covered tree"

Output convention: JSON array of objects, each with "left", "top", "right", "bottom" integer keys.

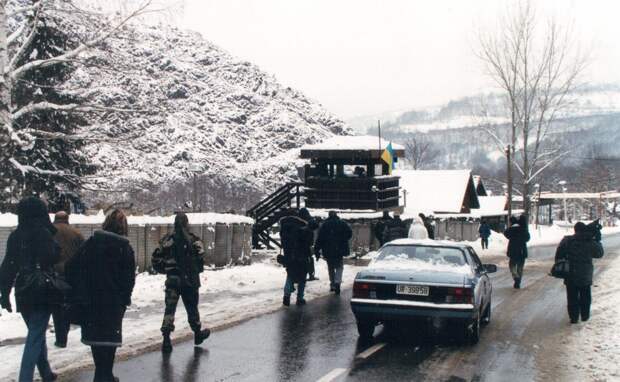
[
  {"left": 476, "top": 1, "right": 589, "bottom": 216},
  {"left": 0, "top": 0, "right": 152, "bottom": 209}
]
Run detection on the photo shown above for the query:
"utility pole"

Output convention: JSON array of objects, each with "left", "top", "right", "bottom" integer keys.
[{"left": 506, "top": 145, "right": 513, "bottom": 226}]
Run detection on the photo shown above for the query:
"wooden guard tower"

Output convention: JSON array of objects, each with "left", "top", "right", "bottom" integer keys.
[{"left": 299, "top": 136, "right": 405, "bottom": 211}]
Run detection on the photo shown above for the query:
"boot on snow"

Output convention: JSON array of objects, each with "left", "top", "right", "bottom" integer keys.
[
  {"left": 162, "top": 334, "right": 172, "bottom": 353},
  {"left": 194, "top": 328, "right": 211, "bottom": 346}
]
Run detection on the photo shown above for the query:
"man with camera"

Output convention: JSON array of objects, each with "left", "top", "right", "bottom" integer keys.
[{"left": 554, "top": 220, "right": 604, "bottom": 324}]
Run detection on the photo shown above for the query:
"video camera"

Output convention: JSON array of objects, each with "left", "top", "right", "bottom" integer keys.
[{"left": 585, "top": 219, "right": 602, "bottom": 242}]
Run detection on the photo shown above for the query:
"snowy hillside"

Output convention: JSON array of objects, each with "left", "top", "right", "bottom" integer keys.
[
  {"left": 349, "top": 84, "right": 620, "bottom": 173},
  {"left": 350, "top": 84, "right": 620, "bottom": 135},
  {"left": 24, "top": 1, "right": 349, "bottom": 207}
]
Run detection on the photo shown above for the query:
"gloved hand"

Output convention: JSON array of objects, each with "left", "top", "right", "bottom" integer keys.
[{"left": 0, "top": 295, "right": 12, "bottom": 313}]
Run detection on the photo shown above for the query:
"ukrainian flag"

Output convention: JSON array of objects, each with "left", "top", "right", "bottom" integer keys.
[{"left": 381, "top": 142, "right": 395, "bottom": 174}]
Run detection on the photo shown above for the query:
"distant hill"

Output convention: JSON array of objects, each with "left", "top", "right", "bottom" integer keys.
[{"left": 348, "top": 84, "right": 620, "bottom": 173}]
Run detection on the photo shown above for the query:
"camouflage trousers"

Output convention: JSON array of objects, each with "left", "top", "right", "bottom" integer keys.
[{"left": 161, "top": 279, "right": 201, "bottom": 334}]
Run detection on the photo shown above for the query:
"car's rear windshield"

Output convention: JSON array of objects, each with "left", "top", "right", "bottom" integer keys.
[{"left": 373, "top": 245, "right": 468, "bottom": 270}]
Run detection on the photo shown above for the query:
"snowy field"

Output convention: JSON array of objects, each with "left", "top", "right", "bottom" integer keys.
[{"left": 0, "top": 224, "right": 619, "bottom": 381}]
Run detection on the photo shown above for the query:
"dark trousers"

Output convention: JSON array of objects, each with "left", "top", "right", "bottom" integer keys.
[
  {"left": 481, "top": 237, "right": 489, "bottom": 249},
  {"left": 307, "top": 257, "right": 316, "bottom": 279},
  {"left": 91, "top": 346, "right": 116, "bottom": 382},
  {"left": 566, "top": 282, "right": 592, "bottom": 321},
  {"left": 161, "top": 285, "right": 201, "bottom": 334},
  {"left": 51, "top": 305, "right": 70, "bottom": 346},
  {"left": 509, "top": 258, "right": 525, "bottom": 281},
  {"left": 327, "top": 262, "right": 343, "bottom": 287}
]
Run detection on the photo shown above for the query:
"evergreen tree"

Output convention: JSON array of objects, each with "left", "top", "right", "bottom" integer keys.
[{"left": 0, "top": 1, "right": 95, "bottom": 211}]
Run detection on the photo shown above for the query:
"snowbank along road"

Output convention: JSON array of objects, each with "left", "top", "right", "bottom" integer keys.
[{"left": 62, "top": 234, "right": 620, "bottom": 382}]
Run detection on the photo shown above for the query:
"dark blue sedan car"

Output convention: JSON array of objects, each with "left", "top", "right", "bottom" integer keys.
[{"left": 350, "top": 239, "right": 497, "bottom": 344}]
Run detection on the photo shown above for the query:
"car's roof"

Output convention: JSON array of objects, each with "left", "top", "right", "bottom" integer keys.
[{"left": 382, "top": 239, "right": 472, "bottom": 249}]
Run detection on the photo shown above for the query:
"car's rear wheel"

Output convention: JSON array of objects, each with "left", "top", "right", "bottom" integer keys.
[
  {"left": 464, "top": 314, "right": 480, "bottom": 345},
  {"left": 356, "top": 320, "right": 376, "bottom": 339},
  {"left": 481, "top": 299, "right": 491, "bottom": 325}
]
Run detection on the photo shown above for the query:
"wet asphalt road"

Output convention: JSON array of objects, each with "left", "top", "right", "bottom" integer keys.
[{"left": 63, "top": 235, "right": 620, "bottom": 382}]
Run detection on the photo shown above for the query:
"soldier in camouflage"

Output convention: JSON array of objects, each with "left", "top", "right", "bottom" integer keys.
[{"left": 152, "top": 212, "right": 210, "bottom": 353}]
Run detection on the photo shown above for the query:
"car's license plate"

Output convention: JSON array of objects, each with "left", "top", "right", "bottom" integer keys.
[{"left": 396, "top": 284, "right": 429, "bottom": 296}]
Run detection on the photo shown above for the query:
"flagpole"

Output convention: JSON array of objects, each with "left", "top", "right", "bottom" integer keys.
[{"left": 377, "top": 119, "right": 382, "bottom": 153}]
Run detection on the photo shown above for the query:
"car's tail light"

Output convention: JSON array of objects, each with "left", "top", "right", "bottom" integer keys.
[
  {"left": 445, "top": 287, "right": 473, "bottom": 304},
  {"left": 353, "top": 281, "right": 375, "bottom": 298}
]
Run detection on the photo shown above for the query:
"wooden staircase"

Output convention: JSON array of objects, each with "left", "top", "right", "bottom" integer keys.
[{"left": 246, "top": 182, "right": 303, "bottom": 249}]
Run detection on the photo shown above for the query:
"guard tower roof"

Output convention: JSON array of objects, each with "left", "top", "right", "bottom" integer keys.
[{"left": 300, "top": 135, "right": 405, "bottom": 161}]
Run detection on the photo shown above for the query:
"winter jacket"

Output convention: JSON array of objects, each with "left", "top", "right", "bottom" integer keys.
[
  {"left": 151, "top": 231, "right": 205, "bottom": 289},
  {"left": 315, "top": 216, "right": 352, "bottom": 266},
  {"left": 503, "top": 223, "right": 530, "bottom": 260},
  {"left": 555, "top": 234, "right": 604, "bottom": 286},
  {"left": 479, "top": 223, "right": 491, "bottom": 239},
  {"left": 422, "top": 219, "right": 435, "bottom": 239},
  {"left": 0, "top": 197, "right": 61, "bottom": 313},
  {"left": 53, "top": 221, "right": 85, "bottom": 275},
  {"left": 383, "top": 217, "right": 408, "bottom": 243},
  {"left": 408, "top": 217, "right": 429, "bottom": 240},
  {"left": 280, "top": 216, "right": 314, "bottom": 283},
  {"left": 373, "top": 216, "right": 393, "bottom": 246},
  {"left": 65, "top": 230, "right": 135, "bottom": 346}
]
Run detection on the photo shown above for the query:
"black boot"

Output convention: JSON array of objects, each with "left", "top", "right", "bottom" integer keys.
[
  {"left": 162, "top": 333, "right": 172, "bottom": 353},
  {"left": 194, "top": 328, "right": 211, "bottom": 346},
  {"left": 334, "top": 284, "right": 341, "bottom": 295},
  {"left": 513, "top": 278, "right": 521, "bottom": 289},
  {"left": 296, "top": 298, "right": 306, "bottom": 306},
  {"left": 283, "top": 295, "right": 290, "bottom": 306}
]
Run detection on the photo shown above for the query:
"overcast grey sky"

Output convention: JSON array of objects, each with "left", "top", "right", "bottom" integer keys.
[{"left": 179, "top": 0, "right": 620, "bottom": 119}]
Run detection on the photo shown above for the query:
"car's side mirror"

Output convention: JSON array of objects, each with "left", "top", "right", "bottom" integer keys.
[{"left": 483, "top": 264, "right": 497, "bottom": 273}]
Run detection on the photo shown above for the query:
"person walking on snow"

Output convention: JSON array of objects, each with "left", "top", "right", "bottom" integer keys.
[
  {"left": 298, "top": 208, "right": 319, "bottom": 281},
  {"left": 65, "top": 209, "right": 135, "bottom": 382},
  {"left": 51, "top": 211, "right": 84, "bottom": 348},
  {"left": 279, "top": 210, "right": 314, "bottom": 306},
  {"left": 479, "top": 220, "right": 491, "bottom": 250},
  {"left": 408, "top": 215, "right": 429, "bottom": 239},
  {"left": 151, "top": 212, "right": 210, "bottom": 353},
  {"left": 503, "top": 215, "right": 530, "bottom": 289},
  {"left": 0, "top": 197, "right": 61, "bottom": 382},
  {"left": 315, "top": 211, "right": 352, "bottom": 296},
  {"left": 554, "top": 221, "right": 604, "bottom": 324}
]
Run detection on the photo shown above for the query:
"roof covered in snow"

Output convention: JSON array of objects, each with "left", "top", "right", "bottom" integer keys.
[
  {"left": 300, "top": 135, "right": 405, "bottom": 160},
  {"left": 396, "top": 170, "right": 480, "bottom": 216},
  {"left": 473, "top": 175, "right": 488, "bottom": 196},
  {"left": 475, "top": 196, "right": 508, "bottom": 217}
]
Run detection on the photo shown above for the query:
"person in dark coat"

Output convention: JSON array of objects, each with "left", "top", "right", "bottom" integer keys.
[
  {"left": 503, "top": 215, "right": 530, "bottom": 289},
  {"left": 0, "top": 197, "right": 60, "bottom": 382},
  {"left": 279, "top": 210, "right": 314, "bottom": 306},
  {"left": 479, "top": 220, "right": 491, "bottom": 250},
  {"left": 65, "top": 209, "right": 135, "bottom": 382},
  {"left": 315, "top": 211, "right": 352, "bottom": 296},
  {"left": 298, "top": 208, "right": 319, "bottom": 281},
  {"left": 554, "top": 222, "right": 604, "bottom": 323},
  {"left": 382, "top": 213, "right": 408, "bottom": 243},
  {"left": 51, "top": 211, "right": 85, "bottom": 348},
  {"left": 151, "top": 212, "right": 209, "bottom": 353},
  {"left": 373, "top": 211, "right": 393, "bottom": 247},
  {"left": 419, "top": 213, "right": 435, "bottom": 239}
]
